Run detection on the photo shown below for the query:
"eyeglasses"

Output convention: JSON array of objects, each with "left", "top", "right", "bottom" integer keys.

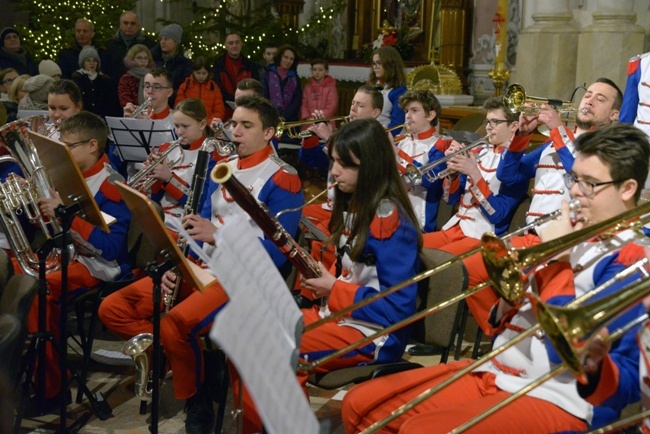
[
  {"left": 482, "top": 118, "right": 510, "bottom": 128},
  {"left": 62, "top": 139, "right": 91, "bottom": 149},
  {"left": 563, "top": 172, "right": 622, "bottom": 197},
  {"left": 372, "top": 61, "right": 382, "bottom": 67},
  {"left": 2, "top": 78, "right": 14, "bottom": 85},
  {"left": 144, "top": 84, "right": 170, "bottom": 92},
  {"left": 134, "top": 56, "right": 149, "bottom": 61}
]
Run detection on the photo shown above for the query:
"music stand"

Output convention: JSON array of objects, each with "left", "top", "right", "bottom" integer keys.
[
  {"left": 28, "top": 131, "right": 113, "bottom": 432},
  {"left": 105, "top": 117, "right": 176, "bottom": 163},
  {"left": 114, "top": 182, "right": 211, "bottom": 434}
]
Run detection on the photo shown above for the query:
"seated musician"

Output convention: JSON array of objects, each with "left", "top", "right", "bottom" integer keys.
[
  {"left": 99, "top": 95, "right": 303, "bottom": 434},
  {"left": 422, "top": 96, "right": 529, "bottom": 253},
  {"left": 295, "top": 85, "right": 383, "bottom": 304},
  {"left": 239, "top": 118, "right": 422, "bottom": 433},
  {"left": 18, "top": 111, "right": 131, "bottom": 406},
  {"left": 134, "top": 97, "right": 219, "bottom": 231},
  {"left": 123, "top": 68, "right": 174, "bottom": 122},
  {"left": 395, "top": 89, "right": 451, "bottom": 232},
  {"left": 342, "top": 123, "right": 649, "bottom": 434},
  {"left": 462, "top": 78, "right": 623, "bottom": 336}
]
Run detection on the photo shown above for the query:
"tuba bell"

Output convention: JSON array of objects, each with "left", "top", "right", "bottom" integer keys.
[
  {"left": 0, "top": 119, "right": 70, "bottom": 276},
  {"left": 122, "top": 333, "right": 154, "bottom": 399}
]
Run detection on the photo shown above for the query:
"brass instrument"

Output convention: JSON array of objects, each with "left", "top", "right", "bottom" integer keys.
[
  {"left": 300, "top": 201, "right": 650, "bottom": 373},
  {"left": 121, "top": 333, "right": 154, "bottom": 399},
  {"left": 276, "top": 115, "right": 351, "bottom": 139},
  {"left": 361, "top": 257, "right": 650, "bottom": 433},
  {"left": 130, "top": 97, "right": 153, "bottom": 119},
  {"left": 451, "top": 275, "right": 650, "bottom": 434},
  {"left": 404, "top": 135, "right": 489, "bottom": 187},
  {"left": 0, "top": 120, "right": 71, "bottom": 276},
  {"left": 504, "top": 83, "right": 579, "bottom": 117},
  {"left": 212, "top": 121, "right": 239, "bottom": 157},
  {"left": 123, "top": 137, "right": 219, "bottom": 399},
  {"left": 302, "top": 200, "right": 580, "bottom": 337},
  {"left": 27, "top": 115, "right": 59, "bottom": 138},
  {"left": 127, "top": 139, "right": 183, "bottom": 192},
  {"left": 386, "top": 122, "right": 409, "bottom": 135}
]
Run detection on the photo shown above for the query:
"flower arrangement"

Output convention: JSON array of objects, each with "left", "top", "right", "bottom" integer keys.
[{"left": 370, "top": 20, "right": 415, "bottom": 61}]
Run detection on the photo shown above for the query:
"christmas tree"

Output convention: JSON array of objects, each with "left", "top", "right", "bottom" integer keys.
[{"left": 12, "top": 0, "right": 138, "bottom": 61}]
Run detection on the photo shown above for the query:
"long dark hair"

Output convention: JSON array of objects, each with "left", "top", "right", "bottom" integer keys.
[{"left": 328, "top": 118, "right": 422, "bottom": 260}]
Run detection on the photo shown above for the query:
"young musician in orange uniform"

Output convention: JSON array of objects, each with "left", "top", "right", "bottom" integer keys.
[
  {"left": 238, "top": 118, "right": 422, "bottom": 433},
  {"left": 123, "top": 68, "right": 174, "bottom": 123},
  {"left": 99, "top": 95, "right": 303, "bottom": 433},
  {"left": 18, "top": 111, "right": 131, "bottom": 406},
  {"left": 342, "top": 123, "right": 650, "bottom": 434}
]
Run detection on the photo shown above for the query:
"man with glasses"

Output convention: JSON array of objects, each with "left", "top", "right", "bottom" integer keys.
[
  {"left": 460, "top": 78, "right": 624, "bottom": 336},
  {"left": 342, "top": 123, "right": 650, "bottom": 434}
]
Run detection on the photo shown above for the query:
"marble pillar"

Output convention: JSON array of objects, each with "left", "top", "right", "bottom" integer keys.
[
  {"left": 510, "top": 0, "right": 579, "bottom": 100},
  {"left": 575, "top": 0, "right": 644, "bottom": 92}
]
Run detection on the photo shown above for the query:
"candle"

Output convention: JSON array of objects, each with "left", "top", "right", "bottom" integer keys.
[{"left": 494, "top": 0, "right": 509, "bottom": 66}]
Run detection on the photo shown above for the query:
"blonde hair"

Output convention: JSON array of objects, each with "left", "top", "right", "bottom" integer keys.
[
  {"left": 8, "top": 74, "right": 30, "bottom": 103},
  {"left": 124, "top": 44, "right": 153, "bottom": 69}
]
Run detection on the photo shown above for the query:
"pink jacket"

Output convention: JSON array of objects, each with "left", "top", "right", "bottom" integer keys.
[{"left": 300, "top": 75, "right": 338, "bottom": 120}]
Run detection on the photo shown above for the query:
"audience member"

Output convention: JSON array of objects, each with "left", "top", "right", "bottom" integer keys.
[
  {"left": 211, "top": 32, "right": 259, "bottom": 120},
  {"left": 0, "top": 68, "right": 18, "bottom": 101},
  {"left": 117, "top": 44, "right": 153, "bottom": 107},
  {"left": 300, "top": 58, "right": 338, "bottom": 125},
  {"left": 18, "top": 74, "right": 54, "bottom": 111},
  {"left": 105, "top": 11, "right": 156, "bottom": 84},
  {"left": 38, "top": 60, "right": 62, "bottom": 81},
  {"left": 72, "top": 46, "right": 120, "bottom": 118},
  {"left": 258, "top": 43, "right": 277, "bottom": 79},
  {"left": 57, "top": 19, "right": 109, "bottom": 79},
  {"left": 0, "top": 28, "right": 38, "bottom": 75},
  {"left": 150, "top": 23, "right": 191, "bottom": 105},
  {"left": 175, "top": 56, "right": 225, "bottom": 120},
  {"left": 7, "top": 73, "right": 29, "bottom": 105},
  {"left": 262, "top": 44, "right": 302, "bottom": 123}
]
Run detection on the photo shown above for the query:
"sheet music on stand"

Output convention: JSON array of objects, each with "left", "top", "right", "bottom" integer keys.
[
  {"left": 202, "top": 218, "right": 318, "bottom": 434},
  {"left": 105, "top": 117, "right": 176, "bottom": 163}
]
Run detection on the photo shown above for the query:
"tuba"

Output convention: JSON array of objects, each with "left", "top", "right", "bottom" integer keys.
[
  {"left": 122, "top": 333, "right": 154, "bottom": 399},
  {"left": 0, "top": 119, "right": 69, "bottom": 276}
]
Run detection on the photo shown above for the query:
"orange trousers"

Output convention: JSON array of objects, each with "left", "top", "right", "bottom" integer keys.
[
  {"left": 342, "top": 359, "right": 587, "bottom": 434},
  {"left": 99, "top": 276, "right": 228, "bottom": 400},
  {"left": 233, "top": 306, "right": 374, "bottom": 433},
  {"left": 19, "top": 259, "right": 99, "bottom": 398}
]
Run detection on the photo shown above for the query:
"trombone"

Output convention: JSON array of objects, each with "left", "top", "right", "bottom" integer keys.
[
  {"left": 300, "top": 200, "right": 650, "bottom": 373},
  {"left": 504, "top": 83, "right": 578, "bottom": 117},
  {"left": 450, "top": 272, "right": 650, "bottom": 433},
  {"left": 403, "top": 135, "right": 489, "bottom": 187},
  {"left": 276, "top": 115, "right": 350, "bottom": 139},
  {"left": 360, "top": 256, "right": 650, "bottom": 433}
]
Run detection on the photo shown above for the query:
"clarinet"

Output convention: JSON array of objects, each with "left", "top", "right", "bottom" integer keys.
[
  {"left": 163, "top": 138, "right": 218, "bottom": 311},
  {"left": 210, "top": 162, "right": 322, "bottom": 279}
]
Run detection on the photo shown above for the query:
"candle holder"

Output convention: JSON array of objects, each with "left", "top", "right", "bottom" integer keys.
[{"left": 489, "top": 61, "right": 510, "bottom": 96}]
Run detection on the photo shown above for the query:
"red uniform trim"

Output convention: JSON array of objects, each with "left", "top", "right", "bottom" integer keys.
[
  {"left": 586, "top": 354, "right": 620, "bottom": 402},
  {"left": 237, "top": 145, "right": 274, "bottom": 169},
  {"left": 550, "top": 127, "right": 575, "bottom": 151},
  {"left": 301, "top": 135, "right": 321, "bottom": 149},
  {"left": 369, "top": 204, "right": 400, "bottom": 240},
  {"left": 329, "top": 279, "right": 360, "bottom": 312},
  {"left": 615, "top": 243, "right": 646, "bottom": 267},
  {"left": 271, "top": 170, "right": 302, "bottom": 194},
  {"left": 150, "top": 106, "right": 171, "bottom": 120},
  {"left": 629, "top": 57, "right": 641, "bottom": 75},
  {"left": 533, "top": 261, "right": 575, "bottom": 302},
  {"left": 508, "top": 134, "right": 531, "bottom": 153}
]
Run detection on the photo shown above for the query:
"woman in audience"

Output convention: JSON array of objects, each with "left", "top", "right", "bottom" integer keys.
[{"left": 262, "top": 44, "right": 302, "bottom": 124}]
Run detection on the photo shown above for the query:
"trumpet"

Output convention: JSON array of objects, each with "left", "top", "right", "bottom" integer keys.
[
  {"left": 127, "top": 139, "right": 182, "bottom": 192},
  {"left": 504, "top": 83, "right": 578, "bottom": 117},
  {"left": 130, "top": 97, "right": 153, "bottom": 119},
  {"left": 212, "top": 121, "right": 239, "bottom": 156},
  {"left": 404, "top": 135, "right": 489, "bottom": 186},
  {"left": 361, "top": 256, "right": 650, "bottom": 433},
  {"left": 276, "top": 115, "right": 350, "bottom": 139}
]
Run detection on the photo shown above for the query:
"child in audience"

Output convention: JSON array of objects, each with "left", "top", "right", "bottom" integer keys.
[{"left": 175, "top": 56, "right": 225, "bottom": 120}]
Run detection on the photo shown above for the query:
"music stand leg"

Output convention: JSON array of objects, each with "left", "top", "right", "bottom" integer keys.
[{"left": 145, "top": 258, "right": 174, "bottom": 434}]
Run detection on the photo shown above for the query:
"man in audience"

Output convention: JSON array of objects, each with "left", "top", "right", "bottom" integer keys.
[{"left": 57, "top": 19, "right": 110, "bottom": 80}]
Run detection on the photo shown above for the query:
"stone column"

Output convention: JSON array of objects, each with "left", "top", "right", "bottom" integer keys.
[
  {"left": 576, "top": 0, "right": 644, "bottom": 92},
  {"left": 510, "top": 0, "right": 579, "bottom": 100}
]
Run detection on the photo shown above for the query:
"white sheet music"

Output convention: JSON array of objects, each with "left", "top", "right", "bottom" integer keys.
[{"left": 210, "top": 287, "right": 319, "bottom": 434}]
